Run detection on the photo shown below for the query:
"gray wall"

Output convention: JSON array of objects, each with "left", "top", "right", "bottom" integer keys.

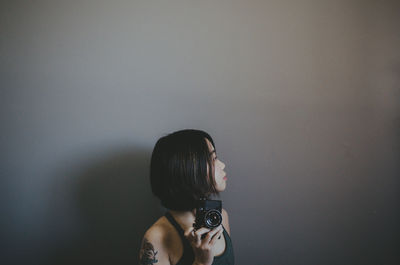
[{"left": 1, "top": 1, "right": 399, "bottom": 265}]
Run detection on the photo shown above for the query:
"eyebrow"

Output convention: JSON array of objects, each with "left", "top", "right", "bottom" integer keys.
[{"left": 209, "top": 150, "right": 216, "bottom": 155}]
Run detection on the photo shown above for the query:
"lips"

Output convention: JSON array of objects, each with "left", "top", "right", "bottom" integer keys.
[{"left": 223, "top": 176, "right": 227, "bottom": 180}]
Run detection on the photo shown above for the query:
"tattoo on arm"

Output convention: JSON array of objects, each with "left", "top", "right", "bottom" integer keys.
[{"left": 139, "top": 238, "right": 159, "bottom": 265}]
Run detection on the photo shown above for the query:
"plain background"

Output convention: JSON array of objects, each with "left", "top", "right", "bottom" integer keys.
[{"left": 1, "top": 1, "right": 399, "bottom": 264}]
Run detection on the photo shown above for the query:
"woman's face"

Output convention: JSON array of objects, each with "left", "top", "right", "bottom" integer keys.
[{"left": 205, "top": 138, "right": 227, "bottom": 192}]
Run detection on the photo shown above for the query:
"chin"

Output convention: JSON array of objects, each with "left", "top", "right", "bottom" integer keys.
[{"left": 217, "top": 185, "right": 226, "bottom": 192}]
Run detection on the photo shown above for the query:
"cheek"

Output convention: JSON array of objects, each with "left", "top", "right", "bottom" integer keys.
[{"left": 206, "top": 162, "right": 216, "bottom": 179}]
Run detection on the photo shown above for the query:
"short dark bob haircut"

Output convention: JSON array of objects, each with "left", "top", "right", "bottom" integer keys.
[{"left": 150, "top": 129, "right": 219, "bottom": 211}]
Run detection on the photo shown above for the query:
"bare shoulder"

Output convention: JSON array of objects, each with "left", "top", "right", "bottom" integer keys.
[
  {"left": 221, "top": 208, "right": 231, "bottom": 235},
  {"left": 144, "top": 217, "right": 171, "bottom": 239},
  {"left": 139, "top": 217, "right": 174, "bottom": 265}
]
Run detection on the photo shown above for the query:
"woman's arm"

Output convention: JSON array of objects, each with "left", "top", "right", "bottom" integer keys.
[{"left": 139, "top": 226, "right": 170, "bottom": 265}]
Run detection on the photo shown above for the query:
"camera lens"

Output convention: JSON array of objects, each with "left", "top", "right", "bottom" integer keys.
[{"left": 204, "top": 209, "right": 222, "bottom": 228}]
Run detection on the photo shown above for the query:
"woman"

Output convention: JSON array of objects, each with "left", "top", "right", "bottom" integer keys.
[{"left": 139, "top": 129, "right": 234, "bottom": 265}]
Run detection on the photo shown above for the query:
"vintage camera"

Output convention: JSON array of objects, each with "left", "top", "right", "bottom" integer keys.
[{"left": 193, "top": 198, "right": 222, "bottom": 230}]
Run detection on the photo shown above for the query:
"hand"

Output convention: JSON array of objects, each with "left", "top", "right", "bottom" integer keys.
[{"left": 184, "top": 225, "right": 224, "bottom": 265}]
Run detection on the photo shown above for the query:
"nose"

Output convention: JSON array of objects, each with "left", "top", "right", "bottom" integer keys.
[{"left": 218, "top": 159, "right": 225, "bottom": 170}]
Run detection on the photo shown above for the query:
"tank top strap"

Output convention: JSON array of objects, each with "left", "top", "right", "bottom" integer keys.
[
  {"left": 164, "top": 211, "right": 195, "bottom": 265},
  {"left": 165, "top": 211, "right": 186, "bottom": 236}
]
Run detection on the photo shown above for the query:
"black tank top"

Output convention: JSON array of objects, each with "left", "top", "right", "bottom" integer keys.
[{"left": 165, "top": 211, "right": 235, "bottom": 265}]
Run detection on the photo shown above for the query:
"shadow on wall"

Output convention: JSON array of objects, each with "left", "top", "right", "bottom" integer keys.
[{"left": 44, "top": 148, "right": 161, "bottom": 265}]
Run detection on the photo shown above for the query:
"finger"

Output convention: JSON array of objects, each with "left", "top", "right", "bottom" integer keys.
[
  {"left": 193, "top": 227, "right": 211, "bottom": 239},
  {"left": 209, "top": 229, "right": 224, "bottom": 246},
  {"left": 202, "top": 225, "right": 223, "bottom": 244},
  {"left": 184, "top": 227, "right": 195, "bottom": 238},
  {"left": 193, "top": 227, "right": 212, "bottom": 245},
  {"left": 206, "top": 225, "right": 223, "bottom": 239},
  {"left": 184, "top": 227, "right": 201, "bottom": 246}
]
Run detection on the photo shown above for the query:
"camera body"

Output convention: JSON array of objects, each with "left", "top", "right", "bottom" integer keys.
[{"left": 193, "top": 198, "right": 223, "bottom": 230}]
